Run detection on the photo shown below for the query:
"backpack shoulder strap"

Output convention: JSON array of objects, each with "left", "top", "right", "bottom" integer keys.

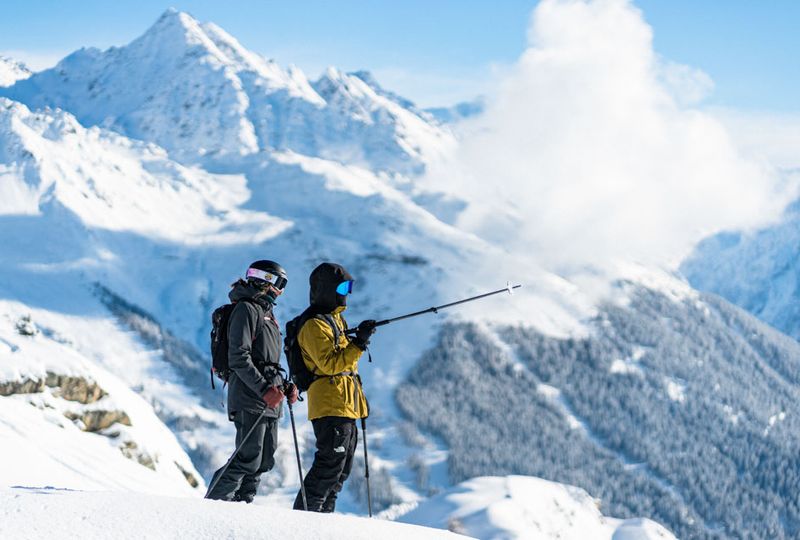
[{"left": 315, "top": 313, "right": 341, "bottom": 351}]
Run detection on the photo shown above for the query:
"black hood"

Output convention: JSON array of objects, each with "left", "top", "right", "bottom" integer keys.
[
  {"left": 229, "top": 279, "right": 273, "bottom": 310},
  {"left": 309, "top": 262, "right": 353, "bottom": 312}
]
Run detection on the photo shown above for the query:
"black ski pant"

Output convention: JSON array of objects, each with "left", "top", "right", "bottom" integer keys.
[
  {"left": 293, "top": 416, "right": 358, "bottom": 512},
  {"left": 205, "top": 410, "right": 278, "bottom": 502}
]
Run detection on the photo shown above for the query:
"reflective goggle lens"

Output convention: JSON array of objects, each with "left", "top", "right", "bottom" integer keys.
[
  {"left": 336, "top": 280, "right": 353, "bottom": 295},
  {"left": 246, "top": 268, "right": 287, "bottom": 290}
]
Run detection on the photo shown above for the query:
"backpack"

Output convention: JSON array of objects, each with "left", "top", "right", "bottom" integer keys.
[
  {"left": 209, "top": 299, "right": 256, "bottom": 389},
  {"left": 284, "top": 310, "right": 342, "bottom": 392}
]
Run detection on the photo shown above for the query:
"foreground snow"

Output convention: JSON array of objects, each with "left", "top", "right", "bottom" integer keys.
[
  {"left": 0, "top": 488, "right": 466, "bottom": 540},
  {"left": 397, "top": 476, "right": 675, "bottom": 540}
]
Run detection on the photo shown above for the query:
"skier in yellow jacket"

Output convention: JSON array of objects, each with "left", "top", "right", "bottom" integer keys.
[{"left": 292, "top": 262, "right": 375, "bottom": 512}]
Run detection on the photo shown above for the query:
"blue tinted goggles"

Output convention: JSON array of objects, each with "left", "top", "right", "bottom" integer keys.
[{"left": 336, "top": 280, "right": 354, "bottom": 295}]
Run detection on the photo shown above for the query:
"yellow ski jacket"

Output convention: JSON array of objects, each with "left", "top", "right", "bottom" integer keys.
[{"left": 298, "top": 306, "right": 369, "bottom": 420}]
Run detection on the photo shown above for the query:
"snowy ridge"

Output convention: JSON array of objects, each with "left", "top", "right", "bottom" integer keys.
[
  {"left": 1, "top": 9, "right": 455, "bottom": 175},
  {"left": 0, "top": 56, "right": 30, "bottom": 87}
]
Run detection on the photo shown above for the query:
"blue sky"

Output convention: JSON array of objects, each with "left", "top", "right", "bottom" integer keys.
[{"left": 1, "top": 0, "right": 798, "bottom": 110}]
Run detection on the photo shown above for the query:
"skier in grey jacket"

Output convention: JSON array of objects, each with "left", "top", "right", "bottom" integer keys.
[{"left": 205, "top": 260, "right": 298, "bottom": 503}]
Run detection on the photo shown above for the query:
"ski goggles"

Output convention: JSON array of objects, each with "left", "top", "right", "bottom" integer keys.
[
  {"left": 336, "top": 280, "right": 354, "bottom": 295},
  {"left": 246, "top": 268, "right": 288, "bottom": 290}
]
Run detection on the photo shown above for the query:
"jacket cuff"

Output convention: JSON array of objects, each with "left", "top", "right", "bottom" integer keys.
[{"left": 264, "top": 365, "right": 284, "bottom": 388}]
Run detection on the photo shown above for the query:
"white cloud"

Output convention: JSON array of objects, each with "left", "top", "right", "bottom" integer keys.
[
  {"left": 427, "top": 0, "right": 796, "bottom": 279},
  {"left": 709, "top": 107, "right": 800, "bottom": 170},
  {"left": 658, "top": 59, "right": 714, "bottom": 106}
]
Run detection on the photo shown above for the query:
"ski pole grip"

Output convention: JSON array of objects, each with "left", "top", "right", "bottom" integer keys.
[{"left": 345, "top": 319, "right": 390, "bottom": 335}]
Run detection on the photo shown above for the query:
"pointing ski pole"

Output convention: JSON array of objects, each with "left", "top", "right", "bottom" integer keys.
[
  {"left": 286, "top": 394, "right": 308, "bottom": 511},
  {"left": 361, "top": 416, "right": 373, "bottom": 517},
  {"left": 345, "top": 283, "right": 522, "bottom": 335},
  {"left": 205, "top": 407, "right": 270, "bottom": 498}
]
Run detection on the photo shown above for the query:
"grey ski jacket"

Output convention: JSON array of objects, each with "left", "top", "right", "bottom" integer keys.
[{"left": 226, "top": 280, "right": 284, "bottom": 419}]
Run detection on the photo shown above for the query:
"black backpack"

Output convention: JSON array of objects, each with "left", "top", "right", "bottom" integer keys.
[
  {"left": 284, "top": 309, "right": 342, "bottom": 392},
  {"left": 209, "top": 299, "right": 256, "bottom": 389}
]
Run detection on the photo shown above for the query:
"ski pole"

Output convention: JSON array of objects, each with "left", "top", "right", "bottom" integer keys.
[
  {"left": 287, "top": 398, "right": 308, "bottom": 511},
  {"left": 361, "top": 416, "right": 373, "bottom": 517},
  {"left": 205, "top": 407, "right": 270, "bottom": 498},
  {"left": 345, "top": 283, "right": 522, "bottom": 335}
]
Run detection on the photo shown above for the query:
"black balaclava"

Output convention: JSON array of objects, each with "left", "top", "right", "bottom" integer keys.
[{"left": 309, "top": 262, "right": 353, "bottom": 313}]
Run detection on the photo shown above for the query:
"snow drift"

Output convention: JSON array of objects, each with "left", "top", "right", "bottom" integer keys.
[
  {"left": 0, "top": 487, "right": 465, "bottom": 540},
  {"left": 398, "top": 476, "right": 675, "bottom": 540}
]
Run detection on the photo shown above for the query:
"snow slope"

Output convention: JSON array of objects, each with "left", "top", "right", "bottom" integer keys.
[
  {"left": 398, "top": 476, "right": 675, "bottom": 540},
  {"left": 681, "top": 195, "right": 800, "bottom": 340},
  {"left": 0, "top": 300, "right": 202, "bottom": 496},
  {"left": 0, "top": 98, "right": 289, "bottom": 242},
  {"left": 0, "top": 487, "right": 466, "bottom": 540}
]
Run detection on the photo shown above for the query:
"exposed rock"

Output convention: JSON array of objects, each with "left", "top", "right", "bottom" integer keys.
[
  {"left": 15, "top": 315, "right": 38, "bottom": 336},
  {"left": 0, "top": 378, "right": 46, "bottom": 396},
  {"left": 65, "top": 409, "right": 131, "bottom": 432},
  {"left": 174, "top": 461, "right": 199, "bottom": 488},
  {"left": 0, "top": 372, "right": 106, "bottom": 404},
  {"left": 447, "top": 518, "right": 466, "bottom": 535},
  {"left": 120, "top": 440, "right": 156, "bottom": 470},
  {"left": 45, "top": 373, "right": 107, "bottom": 403}
]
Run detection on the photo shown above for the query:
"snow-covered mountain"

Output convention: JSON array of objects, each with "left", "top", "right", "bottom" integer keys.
[
  {"left": 398, "top": 282, "right": 800, "bottom": 539},
  {"left": 0, "top": 56, "right": 30, "bottom": 87},
  {"left": 0, "top": 87, "right": 497, "bottom": 513},
  {"left": 2, "top": 7, "right": 799, "bottom": 540},
  {"left": 681, "top": 196, "right": 800, "bottom": 341},
  {"left": 1, "top": 9, "right": 454, "bottom": 176}
]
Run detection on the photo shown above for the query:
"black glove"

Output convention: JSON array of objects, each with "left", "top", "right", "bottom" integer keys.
[
  {"left": 283, "top": 382, "right": 299, "bottom": 404},
  {"left": 351, "top": 319, "right": 377, "bottom": 350}
]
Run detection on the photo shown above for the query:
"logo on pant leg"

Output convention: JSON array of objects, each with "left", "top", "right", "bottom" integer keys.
[{"left": 333, "top": 446, "right": 346, "bottom": 453}]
